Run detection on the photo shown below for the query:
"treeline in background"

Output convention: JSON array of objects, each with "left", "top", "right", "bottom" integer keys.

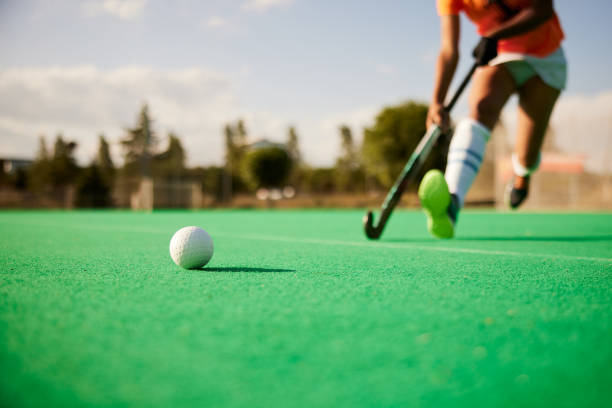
[
  {"left": 1, "top": 102, "right": 610, "bottom": 209},
  {"left": 0, "top": 102, "right": 449, "bottom": 209}
]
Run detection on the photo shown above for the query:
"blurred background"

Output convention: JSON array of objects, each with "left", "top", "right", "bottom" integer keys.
[{"left": 1, "top": 0, "right": 610, "bottom": 210}]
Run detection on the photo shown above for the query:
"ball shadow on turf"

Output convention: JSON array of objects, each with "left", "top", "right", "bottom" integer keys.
[{"left": 195, "top": 267, "right": 297, "bottom": 273}]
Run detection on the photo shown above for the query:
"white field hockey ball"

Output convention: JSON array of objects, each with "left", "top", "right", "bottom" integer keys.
[{"left": 169, "top": 226, "right": 214, "bottom": 269}]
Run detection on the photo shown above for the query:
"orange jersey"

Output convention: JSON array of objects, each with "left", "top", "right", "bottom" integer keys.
[{"left": 437, "top": 0, "right": 564, "bottom": 57}]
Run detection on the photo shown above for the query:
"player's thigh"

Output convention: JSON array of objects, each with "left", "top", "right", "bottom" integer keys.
[{"left": 468, "top": 65, "right": 516, "bottom": 130}]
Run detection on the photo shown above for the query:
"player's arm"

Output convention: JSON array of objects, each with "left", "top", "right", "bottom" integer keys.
[
  {"left": 428, "top": 14, "right": 460, "bottom": 133},
  {"left": 485, "top": 0, "right": 554, "bottom": 39}
]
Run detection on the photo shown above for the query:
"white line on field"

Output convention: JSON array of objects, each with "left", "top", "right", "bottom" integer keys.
[
  {"left": 1, "top": 219, "right": 611, "bottom": 264},
  {"left": 213, "top": 232, "right": 612, "bottom": 264}
]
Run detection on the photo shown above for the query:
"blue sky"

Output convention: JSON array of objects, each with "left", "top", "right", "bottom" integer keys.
[{"left": 1, "top": 0, "right": 611, "bottom": 170}]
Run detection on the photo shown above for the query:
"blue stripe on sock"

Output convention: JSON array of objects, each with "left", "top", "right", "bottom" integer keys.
[
  {"left": 448, "top": 159, "right": 480, "bottom": 173},
  {"left": 449, "top": 148, "right": 483, "bottom": 163}
]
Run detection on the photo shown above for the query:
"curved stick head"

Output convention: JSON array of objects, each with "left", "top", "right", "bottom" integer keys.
[{"left": 363, "top": 211, "right": 381, "bottom": 240}]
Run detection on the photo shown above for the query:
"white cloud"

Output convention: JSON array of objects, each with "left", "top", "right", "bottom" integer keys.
[
  {"left": 83, "top": 0, "right": 148, "bottom": 20},
  {"left": 298, "top": 106, "right": 378, "bottom": 167},
  {"left": 0, "top": 66, "right": 239, "bottom": 166},
  {"left": 0, "top": 65, "right": 364, "bottom": 168},
  {"left": 241, "top": 0, "right": 295, "bottom": 13},
  {"left": 205, "top": 16, "right": 230, "bottom": 29}
]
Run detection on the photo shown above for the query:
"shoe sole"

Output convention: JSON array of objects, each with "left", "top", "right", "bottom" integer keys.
[{"left": 418, "top": 170, "right": 454, "bottom": 239}]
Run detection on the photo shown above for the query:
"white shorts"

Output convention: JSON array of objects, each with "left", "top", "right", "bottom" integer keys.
[{"left": 489, "top": 47, "right": 568, "bottom": 91}]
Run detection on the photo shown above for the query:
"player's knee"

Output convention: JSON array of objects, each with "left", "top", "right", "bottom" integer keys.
[
  {"left": 453, "top": 118, "right": 491, "bottom": 146},
  {"left": 470, "top": 98, "right": 500, "bottom": 130}
]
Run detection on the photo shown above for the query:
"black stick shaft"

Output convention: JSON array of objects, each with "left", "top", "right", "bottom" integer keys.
[{"left": 445, "top": 62, "right": 478, "bottom": 112}]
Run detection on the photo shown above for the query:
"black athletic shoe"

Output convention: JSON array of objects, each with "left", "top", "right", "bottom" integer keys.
[{"left": 506, "top": 176, "right": 529, "bottom": 210}]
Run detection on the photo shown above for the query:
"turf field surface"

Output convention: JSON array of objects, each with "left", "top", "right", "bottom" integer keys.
[{"left": 1, "top": 210, "right": 611, "bottom": 407}]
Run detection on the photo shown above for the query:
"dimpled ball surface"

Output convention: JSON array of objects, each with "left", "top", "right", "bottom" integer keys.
[{"left": 169, "top": 226, "right": 214, "bottom": 269}]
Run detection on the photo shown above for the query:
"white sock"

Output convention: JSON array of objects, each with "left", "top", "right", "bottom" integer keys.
[
  {"left": 512, "top": 153, "right": 541, "bottom": 177},
  {"left": 444, "top": 118, "right": 491, "bottom": 208}
]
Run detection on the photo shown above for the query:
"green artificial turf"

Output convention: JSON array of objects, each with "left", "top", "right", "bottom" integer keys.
[{"left": 1, "top": 209, "right": 611, "bottom": 407}]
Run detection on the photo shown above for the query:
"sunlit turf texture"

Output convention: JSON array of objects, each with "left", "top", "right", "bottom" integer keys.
[{"left": 1, "top": 210, "right": 611, "bottom": 407}]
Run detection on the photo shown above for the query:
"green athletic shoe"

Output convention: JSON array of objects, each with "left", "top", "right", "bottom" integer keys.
[{"left": 418, "top": 170, "right": 458, "bottom": 239}]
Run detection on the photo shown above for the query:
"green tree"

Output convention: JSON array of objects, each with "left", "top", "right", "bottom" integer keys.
[
  {"left": 12, "top": 168, "right": 28, "bottom": 191},
  {"left": 224, "top": 120, "right": 248, "bottom": 174},
  {"left": 27, "top": 136, "right": 52, "bottom": 191},
  {"left": 154, "top": 133, "right": 186, "bottom": 180},
  {"left": 242, "top": 147, "right": 293, "bottom": 189},
  {"left": 0, "top": 161, "right": 9, "bottom": 187},
  {"left": 286, "top": 126, "right": 306, "bottom": 190},
  {"left": 121, "top": 104, "right": 158, "bottom": 178},
  {"left": 335, "top": 125, "right": 365, "bottom": 192},
  {"left": 362, "top": 101, "right": 447, "bottom": 188},
  {"left": 223, "top": 120, "right": 249, "bottom": 200},
  {"left": 287, "top": 126, "right": 301, "bottom": 163},
  {"left": 302, "top": 167, "right": 337, "bottom": 194},
  {"left": 96, "top": 134, "right": 115, "bottom": 184},
  {"left": 36, "top": 135, "right": 50, "bottom": 161},
  {"left": 75, "top": 164, "right": 112, "bottom": 207},
  {"left": 49, "top": 134, "right": 79, "bottom": 188},
  {"left": 191, "top": 166, "right": 226, "bottom": 203}
]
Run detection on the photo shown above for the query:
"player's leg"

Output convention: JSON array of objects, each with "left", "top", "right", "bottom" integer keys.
[
  {"left": 419, "top": 65, "right": 515, "bottom": 238},
  {"left": 446, "top": 65, "right": 516, "bottom": 207},
  {"left": 508, "top": 75, "right": 561, "bottom": 208}
]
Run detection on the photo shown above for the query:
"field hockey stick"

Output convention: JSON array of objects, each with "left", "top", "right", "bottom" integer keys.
[{"left": 363, "top": 61, "right": 478, "bottom": 240}]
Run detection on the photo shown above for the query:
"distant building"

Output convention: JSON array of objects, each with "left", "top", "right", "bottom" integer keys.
[{"left": 1, "top": 158, "right": 33, "bottom": 174}]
